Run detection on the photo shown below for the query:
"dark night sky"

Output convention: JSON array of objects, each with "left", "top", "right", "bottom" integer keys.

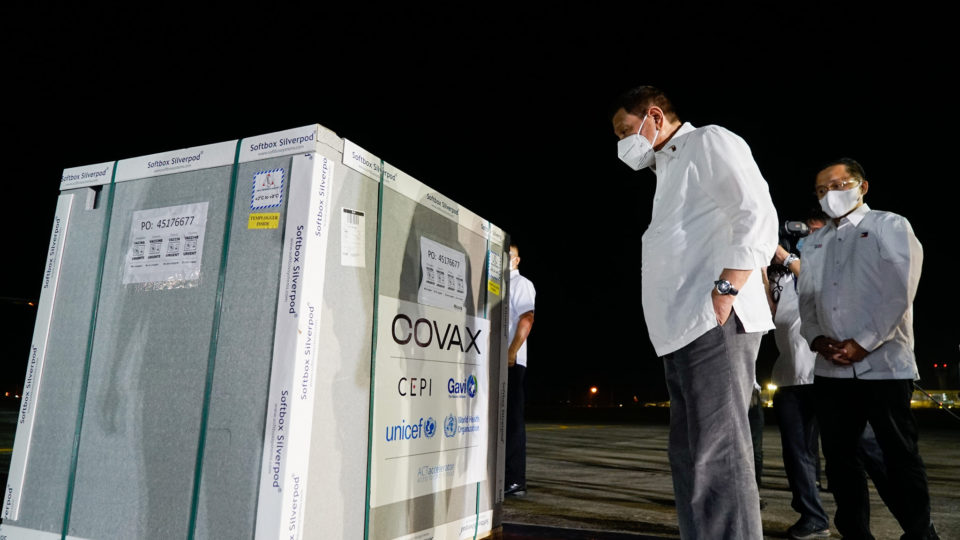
[{"left": 3, "top": 6, "right": 957, "bottom": 405}]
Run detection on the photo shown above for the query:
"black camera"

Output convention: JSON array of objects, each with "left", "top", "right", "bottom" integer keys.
[
  {"left": 779, "top": 220, "right": 810, "bottom": 254},
  {"left": 784, "top": 220, "right": 810, "bottom": 236}
]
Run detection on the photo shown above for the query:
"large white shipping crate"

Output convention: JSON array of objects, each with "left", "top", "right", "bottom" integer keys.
[{"left": 1, "top": 124, "right": 509, "bottom": 540}]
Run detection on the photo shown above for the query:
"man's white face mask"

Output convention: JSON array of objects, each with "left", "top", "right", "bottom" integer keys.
[
  {"left": 819, "top": 185, "right": 862, "bottom": 218},
  {"left": 617, "top": 114, "right": 660, "bottom": 171}
]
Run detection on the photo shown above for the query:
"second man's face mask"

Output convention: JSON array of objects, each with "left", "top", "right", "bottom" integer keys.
[
  {"left": 819, "top": 185, "right": 861, "bottom": 218},
  {"left": 617, "top": 114, "right": 660, "bottom": 171}
]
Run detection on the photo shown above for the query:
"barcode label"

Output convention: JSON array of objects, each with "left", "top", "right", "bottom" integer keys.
[
  {"left": 340, "top": 208, "right": 365, "bottom": 267},
  {"left": 342, "top": 208, "right": 363, "bottom": 225}
]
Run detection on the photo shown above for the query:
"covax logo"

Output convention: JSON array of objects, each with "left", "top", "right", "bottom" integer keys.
[{"left": 391, "top": 314, "right": 482, "bottom": 354}]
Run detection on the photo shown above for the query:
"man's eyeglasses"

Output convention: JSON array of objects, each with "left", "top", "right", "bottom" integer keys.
[{"left": 815, "top": 178, "right": 862, "bottom": 199}]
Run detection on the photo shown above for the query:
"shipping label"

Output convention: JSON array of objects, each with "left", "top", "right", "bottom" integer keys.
[
  {"left": 122, "top": 202, "right": 209, "bottom": 286},
  {"left": 340, "top": 208, "right": 365, "bottom": 267},
  {"left": 418, "top": 237, "right": 467, "bottom": 312}
]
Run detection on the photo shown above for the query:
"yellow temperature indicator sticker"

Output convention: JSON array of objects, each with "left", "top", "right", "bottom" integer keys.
[
  {"left": 487, "top": 279, "right": 501, "bottom": 296},
  {"left": 248, "top": 212, "right": 280, "bottom": 229}
]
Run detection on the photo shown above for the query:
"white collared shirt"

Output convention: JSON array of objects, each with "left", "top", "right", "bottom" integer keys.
[
  {"left": 509, "top": 269, "right": 536, "bottom": 367},
  {"left": 797, "top": 204, "right": 923, "bottom": 380},
  {"left": 770, "top": 273, "right": 817, "bottom": 387},
  {"left": 641, "top": 123, "right": 778, "bottom": 356}
]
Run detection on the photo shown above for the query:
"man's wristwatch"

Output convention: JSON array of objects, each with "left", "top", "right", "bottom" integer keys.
[
  {"left": 714, "top": 279, "right": 739, "bottom": 296},
  {"left": 783, "top": 253, "right": 800, "bottom": 267}
]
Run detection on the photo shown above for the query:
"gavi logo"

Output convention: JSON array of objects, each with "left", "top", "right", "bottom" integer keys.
[{"left": 448, "top": 374, "right": 478, "bottom": 398}]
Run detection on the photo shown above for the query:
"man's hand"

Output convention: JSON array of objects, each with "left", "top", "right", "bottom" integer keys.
[
  {"left": 712, "top": 291, "right": 736, "bottom": 325},
  {"left": 812, "top": 335, "right": 847, "bottom": 364},
  {"left": 835, "top": 339, "right": 869, "bottom": 363},
  {"left": 712, "top": 268, "right": 751, "bottom": 325},
  {"left": 812, "top": 336, "right": 867, "bottom": 365},
  {"left": 508, "top": 350, "right": 517, "bottom": 367}
]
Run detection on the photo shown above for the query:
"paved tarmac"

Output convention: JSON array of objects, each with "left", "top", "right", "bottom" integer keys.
[
  {"left": 1, "top": 407, "right": 956, "bottom": 539},
  {"left": 502, "top": 418, "right": 960, "bottom": 539}
]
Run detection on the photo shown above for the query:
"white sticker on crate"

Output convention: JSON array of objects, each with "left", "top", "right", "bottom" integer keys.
[
  {"left": 340, "top": 208, "right": 365, "bottom": 267},
  {"left": 122, "top": 202, "right": 209, "bottom": 286}
]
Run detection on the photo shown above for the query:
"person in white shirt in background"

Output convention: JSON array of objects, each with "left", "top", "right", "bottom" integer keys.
[
  {"left": 504, "top": 242, "right": 535, "bottom": 497},
  {"left": 798, "top": 157, "right": 938, "bottom": 540},
  {"left": 766, "top": 211, "right": 833, "bottom": 540},
  {"left": 612, "top": 85, "right": 778, "bottom": 540}
]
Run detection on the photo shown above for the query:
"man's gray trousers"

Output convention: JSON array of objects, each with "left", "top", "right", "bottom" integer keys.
[{"left": 662, "top": 313, "right": 764, "bottom": 540}]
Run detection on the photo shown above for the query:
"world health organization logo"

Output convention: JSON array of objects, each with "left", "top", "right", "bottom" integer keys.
[
  {"left": 424, "top": 416, "right": 437, "bottom": 438},
  {"left": 443, "top": 414, "right": 457, "bottom": 438},
  {"left": 466, "top": 374, "right": 477, "bottom": 398}
]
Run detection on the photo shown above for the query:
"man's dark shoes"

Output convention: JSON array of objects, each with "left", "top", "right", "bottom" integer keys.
[
  {"left": 787, "top": 519, "right": 831, "bottom": 540},
  {"left": 504, "top": 483, "right": 527, "bottom": 497}
]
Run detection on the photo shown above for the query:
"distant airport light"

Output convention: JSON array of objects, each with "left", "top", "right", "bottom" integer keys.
[
  {"left": 590, "top": 387, "right": 598, "bottom": 394},
  {"left": 766, "top": 383, "right": 778, "bottom": 391}
]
